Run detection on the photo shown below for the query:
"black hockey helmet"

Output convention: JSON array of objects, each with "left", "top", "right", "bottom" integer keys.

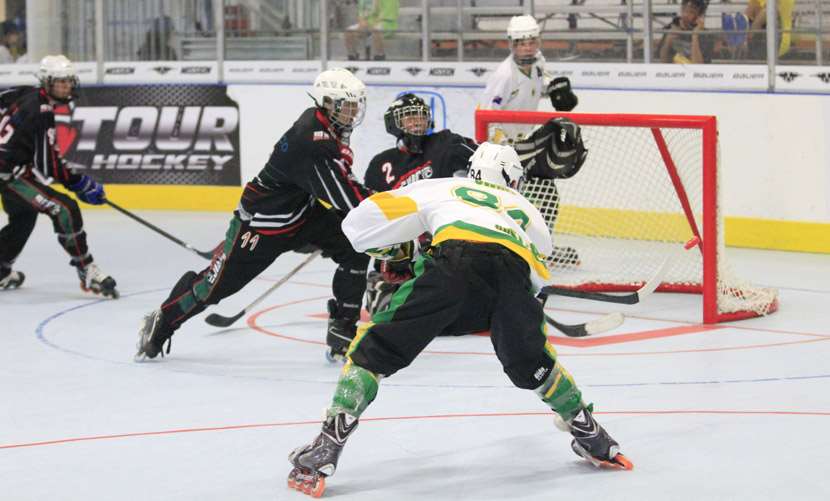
[{"left": 384, "top": 93, "right": 433, "bottom": 153}]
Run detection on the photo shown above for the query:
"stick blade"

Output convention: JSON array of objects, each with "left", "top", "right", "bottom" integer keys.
[
  {"left": 204, "top": 311, "right": 245, "bottom": 328},
  {"left": 584, "top": 312, "right": 624, "bottom": 335}
]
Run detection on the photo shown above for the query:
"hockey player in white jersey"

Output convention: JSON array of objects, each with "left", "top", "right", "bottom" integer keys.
[
  {"left": 481, "top": 15, "right": 584, "bottom": 268},
  {"left": 286, "top": 143, "right": 632, "bottom": 497},
  {"left": 480, "top": 15, "right": 579, "bottom": 144}
]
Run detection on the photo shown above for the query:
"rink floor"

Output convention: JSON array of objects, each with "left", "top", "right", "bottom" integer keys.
[{"left": 1, "top": 210, "right": 829, "bottom": 501}]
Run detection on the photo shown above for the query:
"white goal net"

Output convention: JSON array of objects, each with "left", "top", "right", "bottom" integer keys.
[{"left": 476, "top": 110, "right": 778, "bottom": 323}]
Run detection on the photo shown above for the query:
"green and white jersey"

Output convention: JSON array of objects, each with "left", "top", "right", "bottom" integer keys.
[{"left": 341, "top": 177, "right": 553, "bottom": 292}]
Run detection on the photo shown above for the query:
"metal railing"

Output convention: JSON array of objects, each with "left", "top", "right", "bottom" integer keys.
[{"left": 4, "top": 1, "right": 829, "bottom": 85}]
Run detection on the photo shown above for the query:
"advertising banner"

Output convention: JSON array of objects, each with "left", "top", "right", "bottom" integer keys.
[
  {"left": 102, "top": 61, "right": 219, "bottom": 84},
  {"left": 57, "top": 85, "right": 241, "bottom": 186},
  {"left": 546, "top": 62, "right": 768, "bottom": 92},
  {"left": 775, "top": 65, "right": 830, "bottom": 93}
]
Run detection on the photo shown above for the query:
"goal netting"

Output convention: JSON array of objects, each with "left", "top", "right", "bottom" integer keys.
[{"left": 475, "top": 110, "right": 778, "bottom": 323}]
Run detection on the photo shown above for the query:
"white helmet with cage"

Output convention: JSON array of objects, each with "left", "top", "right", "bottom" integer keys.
[
  {"left": 38, "top": 54, "right": 79, "bottom": 101},
  {"left": 467, "top": 142, "right": 525, "bottom": 190},
  {"left": 309, "top": 68, "right": 367, "bottom": 138},
  {"left": 507, "top": 15, "right": 540, "bottom": 41}
]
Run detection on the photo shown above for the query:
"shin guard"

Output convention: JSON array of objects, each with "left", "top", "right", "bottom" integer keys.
[
  {"left": 329, "top": 361, "right": 379, "bottom": 418},
  {"left": 534, "top": 359, "right": 583, "bottom": 423}
]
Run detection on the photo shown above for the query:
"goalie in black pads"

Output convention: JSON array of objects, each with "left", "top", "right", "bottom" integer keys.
[
  {"left": 0, "top": 55, "right": 117, "bottom": 297},
  {"left": 286, "top": 142, "right": 631, "bottom": 498},
  {"left": 135, "top": 68, "right": 373, "bottom": 362},
  {"left": 514, "top": 116, "right": 588, "bottom": 269}
]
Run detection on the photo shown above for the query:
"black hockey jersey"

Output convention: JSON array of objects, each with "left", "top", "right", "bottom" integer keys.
[
  {"left": 0, "top": 86, "right": 79, "bottom": 186},
  {"left": 363, "top": 130, "right": 477, "bottom": 192},
  {"left": 239, "top": 107, "right": 372, "bottom": 234}
]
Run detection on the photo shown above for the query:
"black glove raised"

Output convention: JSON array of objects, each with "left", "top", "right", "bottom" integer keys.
[
  {"left": 547, "top": 77, "right": 578, "bottom": 112},
  {"left": 514, "top": 118, "right": 587, "bottom": 179}
]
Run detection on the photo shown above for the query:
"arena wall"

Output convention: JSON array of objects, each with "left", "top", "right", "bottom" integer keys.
[{"left": 2, "top": 61, "right": 828, "bottom": 252}]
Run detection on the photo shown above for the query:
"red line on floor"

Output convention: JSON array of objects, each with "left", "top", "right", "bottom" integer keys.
[
  {"left": 245, "top": 295, "right": 830, "bottom": 356},
  {"left": 4, "top": 409, "right": 828, "bottom": 450},
  {"left": 549, "top": 324, "right": 725, "bottom": 347}
]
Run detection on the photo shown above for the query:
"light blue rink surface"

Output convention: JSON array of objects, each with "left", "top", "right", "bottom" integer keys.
[{"left": 1, "top": 210, "right": 829, "bottom": 501}]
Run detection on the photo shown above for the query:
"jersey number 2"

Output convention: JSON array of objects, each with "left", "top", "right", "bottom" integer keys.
[{"left": 382, "top": 162, "right": 395, "bottom": 184}]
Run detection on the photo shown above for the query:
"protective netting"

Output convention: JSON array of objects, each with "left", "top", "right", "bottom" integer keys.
[{"left": 508, "top": 121, "right": 777, "bottom": 321}]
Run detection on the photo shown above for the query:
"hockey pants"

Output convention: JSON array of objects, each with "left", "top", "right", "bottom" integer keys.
[
  {"left": 0, "top": 176, "right": 92, "bottom": 271},
  {"left": 348, "top": 240, "right": 557, "bottom": 390},
  {"left": 158, "top": 203, "right": 369, "bottom": 332}
]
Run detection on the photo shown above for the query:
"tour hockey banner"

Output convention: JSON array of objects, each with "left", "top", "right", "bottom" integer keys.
[{"left": 54, "top": 85, "right": 241, "bottom": 186}]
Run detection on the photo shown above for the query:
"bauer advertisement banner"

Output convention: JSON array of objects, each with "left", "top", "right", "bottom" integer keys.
[{"left": 55, "top": 85, "right": 241, "bottom": 186}]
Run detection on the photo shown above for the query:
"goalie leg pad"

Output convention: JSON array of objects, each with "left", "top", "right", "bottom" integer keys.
[{"left": 329, "top": 361, "right": 380, "bottom": 418}]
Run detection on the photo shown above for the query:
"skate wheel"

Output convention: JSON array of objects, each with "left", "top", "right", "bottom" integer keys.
[
  {"left": 288, "top": 469, "right": 326, "bottom": 498},
  {"left": 309, "top": 476, "right": 326, "bottom": 497},
  {"left": 612, "top": 453, "right": 634, "bottom": 471}
]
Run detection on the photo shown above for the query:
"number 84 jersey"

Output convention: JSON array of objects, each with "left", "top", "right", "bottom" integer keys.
[{"left": 342, "top": 177, "right": 554, "bottom": 292}]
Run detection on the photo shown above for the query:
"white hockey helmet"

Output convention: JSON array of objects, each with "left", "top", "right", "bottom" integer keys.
[
  {"left": 467, "top": 142, "right": 525, "bottom": 190},
  {"left": 38, "top": 55, "right": 79, "bottom": 101},
  {"left": 309, "top": 68, "right": 367, "bottom": 136},
  {"left": 507, "top": 15, "right": 540, "bottom": 41}
]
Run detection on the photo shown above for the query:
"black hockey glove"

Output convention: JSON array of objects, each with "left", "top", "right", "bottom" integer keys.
[
  {"left": 515, "top": 118, "right": 587, "bottom": 180},
  {"left": 547, "top": 77, "right": 578, "bottom": 112}
]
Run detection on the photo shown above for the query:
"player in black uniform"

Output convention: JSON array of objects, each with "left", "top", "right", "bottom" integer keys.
[
  {"left": 135, "top": 68, "right": 373, "bottom": 362},
  {"left": 362, "top": 94, "right": 477, "bottom": 315},
  {"left": 0, "top": 55, "right": 117, "bottom": 297}
]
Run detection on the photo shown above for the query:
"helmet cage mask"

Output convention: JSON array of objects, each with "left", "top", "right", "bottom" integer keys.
[
  {"left": 322, "top": 94, "right": 367, "bottom": 139},
  {"left": 310, "top": 68, "right": 367, "bottom": 141},
  {"left": 384, "top": 94, "right": 433, "bottom": 153}
]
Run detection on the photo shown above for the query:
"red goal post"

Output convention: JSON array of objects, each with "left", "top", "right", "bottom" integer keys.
[{"left": 475, "top": 109, "right": 778, "bottom": 324}]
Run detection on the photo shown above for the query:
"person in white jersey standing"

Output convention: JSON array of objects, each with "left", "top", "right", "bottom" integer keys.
[
  {"left": 481, "top": 15, "right": 584, "bottom": 268},
  {"left": 480, "top": 15, "right": 579, "bottom": 144},
  {"left": 285, "top": 142, "right": 632, "bottom": 498}
]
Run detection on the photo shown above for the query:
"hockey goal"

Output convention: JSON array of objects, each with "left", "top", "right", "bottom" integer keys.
[{"left": 475, "top": 110, "right": 778, "bottom": 323}]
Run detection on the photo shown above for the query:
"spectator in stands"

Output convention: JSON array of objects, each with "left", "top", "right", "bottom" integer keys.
[
  {"left": 0, "top": 20, "right": 21, "bottom": 64},
  {"left": 658, "top": 0, "right": 714, "bottom": 64},
  {"left": 344, "top": 0, "right": 399, "bottom": 61},
  {"left": 137, "top": 15, "right": 178, "bottom": 61},
  {"left": 744, "top": 0, "right": 794, "bottom": 59}
]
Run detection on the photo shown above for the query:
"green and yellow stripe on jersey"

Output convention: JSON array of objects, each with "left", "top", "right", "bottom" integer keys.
[{"left": 432, "top": 220, "right": 550, "bottom": 281}]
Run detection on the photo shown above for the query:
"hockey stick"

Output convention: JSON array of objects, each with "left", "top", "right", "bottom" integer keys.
[
  {"left": 540, "top": 237, "right": 698, "bottom": 305},
  {"left": 545, "top": 310, "right": 624, "bottom": 337},
  {"left": 105, "top": 200, "right": 215, "bottom": 260},
  {"left": 539, "top": 292, "right": 623, "bottom": 337},
  {"left": 204, "top": 249, "right": 323, "bottom": 328}
]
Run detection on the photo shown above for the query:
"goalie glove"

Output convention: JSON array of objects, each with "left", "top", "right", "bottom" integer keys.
[
  {"left": 546, "top": 77, "right": 578, "bottom": 112},
  {"left": 514, "top": 118, "right": 588, "bottom": 180}
]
